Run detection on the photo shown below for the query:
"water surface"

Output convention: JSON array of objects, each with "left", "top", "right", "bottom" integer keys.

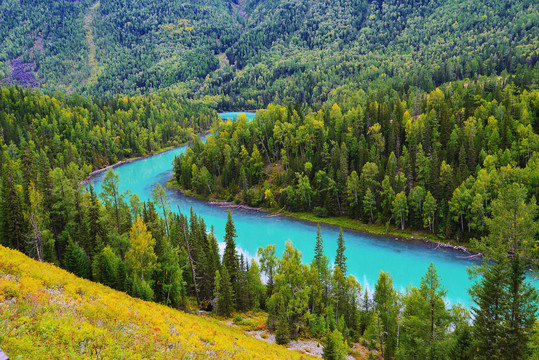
[{"left": 88, "top": 112, "right": 478, "bottom": 306}]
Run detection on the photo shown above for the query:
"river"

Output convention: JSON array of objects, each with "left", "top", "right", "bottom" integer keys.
[{"left": 87, "top": 112, "right": 478, "bottom": 307}]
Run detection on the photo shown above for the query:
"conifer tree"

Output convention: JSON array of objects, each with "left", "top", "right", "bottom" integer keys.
[
  {"left": 335, "top": 228, "right": 347, "bottom": 276},
  {"left": 469, "top": 262, "right": 506, "bottom": 359},
  {"left": 275, "top": 294, "right": 290, "bottom": 345},
  {"left": 87, "top": 184, "right": 106, "bottom": 257},
  {"left": 64, "top": 238, "right": 91, "bottom": 279},
  {"left": 501, "top": 255, "right": 538, "bottom": 360},
  {"left": 314, "top": 224, "right": 324, "bottom": 265},
  {"left": 1, "top": 160, "right": 25, "bottom": 250},
  {"left": 93, "top": 246, "right": 120, "bottom": 288},
  {"left": 153, "top": 238, "right": 186, "bottom": 307},
  {"left": 322, "top": 329, "right": 347, "bottom": 360},
  {"left": 215, "top": 266, "right": 234, "bottom": 317},
  {"left": 223, "top": 209, "right": 239, "bottom": 290}
]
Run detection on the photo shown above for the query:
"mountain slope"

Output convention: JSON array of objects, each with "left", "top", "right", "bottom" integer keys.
[
  {"left": 0, "top": 245, "right": 313, "bottom": 359},
  {"left": 0, "top": 0, "right": 537, "bottom": 106}
]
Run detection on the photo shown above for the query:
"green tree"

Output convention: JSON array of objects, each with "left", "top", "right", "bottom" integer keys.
[
  {"left": 323, "top": 328, "right": 347, "bottom": 360},
  {"left": 1, "top": 160, "right": 26, "bottom": 251},
  {"left": 222, "top": 209, "right": 239, "bottom": 293},
  {"left": 335, "top": 228, "right": 347, "bottom": 276},
  {"left": 392, "top": 191, "right": 408, "bottom": 230},
  {"left": 423, "top": 191, "right": 437, "bottom": 233},
  {"left": 151, "top": 183, "right": 171, "bottom": 238},
  {"left": 315, "top": 224, "right": 324, "bottom": 265},
  {"left": 92, "top": 246, "right": 120, "bottom": 288},
  {"left": 101, "top": 170, "right": 122, "bottom": 234},
  {"left": 502, "top": 256, "right": 538, "bottom": 360},
  {"left": 214, "top": 267, "right": 234, "bottom": 317},
  {"left": 270, "top": 241, "right": 310, "bottom": 340},
  {"left": 400, "top": 263, "right": 451, "bottom": 359},
  {"left": 64, "top": 238, "right": 91, "bottom": 279},
  {"left": 363, "top": 188, "right": 376, "bottom": 223},
  {"left": 485, "top": 183, "right": 538, "bottom": 258},
  {"left": 469, "top": 262, "right": 507, "bottom": 359},
  {"left": 246, "top": 259, "right": 265, "bottom": 312},
  {"left": 381, "top": 176, "right": 395, "bottom": 221},
  {"left": 258, "top": 244, "right": 278, "bottom": 297},
  {"left": 374, "top": 271, "right": 398, "bottom": 360},
  {"left": 153, "top": 239, "right": 185, "bottom": 307}
]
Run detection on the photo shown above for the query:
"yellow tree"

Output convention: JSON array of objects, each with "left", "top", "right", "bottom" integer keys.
[{"left": 126, "top": 217, "right": 157, "bottom": 281}]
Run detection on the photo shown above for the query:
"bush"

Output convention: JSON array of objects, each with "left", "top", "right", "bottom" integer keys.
[{"left": 233, "top": 315, "right": 244, "bottom": 324}]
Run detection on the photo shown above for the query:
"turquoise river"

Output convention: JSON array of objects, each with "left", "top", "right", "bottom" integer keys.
[{"left": 88, "top": 112, "right": 479, "bottom": 307}]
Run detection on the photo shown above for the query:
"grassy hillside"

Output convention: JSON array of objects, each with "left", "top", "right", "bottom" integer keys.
[{"left": 0, "top": 245, "right": 313, "bottom": 359}]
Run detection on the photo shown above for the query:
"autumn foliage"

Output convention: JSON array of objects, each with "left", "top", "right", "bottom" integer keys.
[{"left": 0, "top": 245, "right": 314, "bottom": 359}]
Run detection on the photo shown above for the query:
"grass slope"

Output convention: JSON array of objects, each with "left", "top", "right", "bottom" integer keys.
[{"left": 0, "top": 245, "right": 313, "bottom": 360}]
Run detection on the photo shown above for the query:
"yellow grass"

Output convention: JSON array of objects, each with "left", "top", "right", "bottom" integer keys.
[{"left": 0, "top": 245, "right": 314, "bottom": 359}]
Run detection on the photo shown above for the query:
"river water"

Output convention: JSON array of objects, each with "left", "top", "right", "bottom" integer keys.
[{"left": 87, "top": 112, "right": 478, "bottom": 306}]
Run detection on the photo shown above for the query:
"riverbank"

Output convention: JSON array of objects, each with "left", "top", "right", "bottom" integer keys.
[
  {"left": 81, "top": 144, "right": 188, "bottom": 185},
  {"left": 166, "top": 180, "right": 480, "bottom": 257}
]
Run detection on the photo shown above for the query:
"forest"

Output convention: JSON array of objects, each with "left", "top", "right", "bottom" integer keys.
[
  {"left": 0, "top": 0, "right": 538, "bottom": 358},
  {"left": 174, "top": 76, "right": 539, "bottom": 247},
  {"left": 0, "top": 82, "right": 537, "bottom": 358},
  {"left": 0, "top": 0, "right": 537, "bottom": 108}
]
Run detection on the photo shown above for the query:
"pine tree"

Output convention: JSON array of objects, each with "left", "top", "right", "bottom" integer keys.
[
  {"left": 275, "top": 294, "right": 290, "bottom": 345},
  {"left": 215, "top": 266, "right": 233, "bottom": 317},
  {"left": 87, "top": 184, "right": 105, "bottom": 257},
  {"left": 335, "top": 228, "right": 347, "bottom": 276},
  {"left": 93, "top": 246, "right": 120, "bottom": 288},
  {"left": 469, "top": 263, "right": 506, "bottom": 359},
  {"left": 314, "top": 224, "right": 324, "bottom": 266},
  {"left": 64, "top": 238, "right": 91, "bottom": 279},
  {"left": 1, "top": 160, "right": 25, "bottom": 251},
  {"left": 222, "top": 209, "right": 238, "bottom": 291},
  {"left": 153, "top": 238, "right": 186, "bottom": 307},
  {"left": 501, "top": 255, "right": 538, "bottom": 360},
  {"left": 322, "top": 329, "right": 347, "bottom": 360}
]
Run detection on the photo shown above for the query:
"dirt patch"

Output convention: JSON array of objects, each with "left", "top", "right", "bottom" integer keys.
[
  {"left": 248, "top": 330, "right": 358, "bottom": 359},
  {"left": 0, "top": 58, "right": 39, "bottom": 88}
]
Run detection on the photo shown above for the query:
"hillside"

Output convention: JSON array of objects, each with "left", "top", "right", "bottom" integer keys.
[
  {"left": 0, "top": 0, "right": 536, "bottom": 107},
  {"left": 0, "top": 245, "right": 314, "bottom": 359}
]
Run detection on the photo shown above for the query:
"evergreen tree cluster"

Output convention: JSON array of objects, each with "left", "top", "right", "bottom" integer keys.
[
  {"left": 174, "top": 77, "right": 539, "bottom": 247},
  {"left": 0, "top": 86, "right": 217, "bottom": 171}
]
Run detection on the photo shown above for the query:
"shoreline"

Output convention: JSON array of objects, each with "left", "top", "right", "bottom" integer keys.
[
  {"left": 81, "top": 145, "right": 181, "bottom": 185},
  {"left": 166, "top": 180, "right": 481, "bottom": 258}
]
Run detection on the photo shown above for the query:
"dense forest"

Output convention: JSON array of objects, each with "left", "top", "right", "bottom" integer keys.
[
  {"left": 1, "top": 0, "right": 537, "bottom": 108},
  {"left": 0, "top": 86, "right": 217, "bottom": 169},
  {"left": 174, "top": 77, "right": 539, "bottom": 246}
]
